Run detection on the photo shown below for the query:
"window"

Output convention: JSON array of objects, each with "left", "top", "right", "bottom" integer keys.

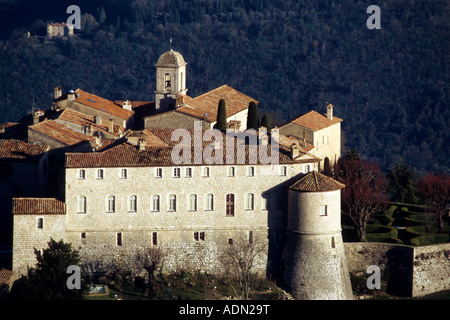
[
  {"left": 249, "top": 231, "right": 254, "bottom": 244},
  {"left": 228, "top": 238, "right": 233, "bottom": 245},
  {"left": 245, "top": 193, "right": 254, "bottom": 210},
  {"left": 202, "top": 167, "right": 209, "bottom": 177},
  {"left": 120, "top": 169, "right": 127, "bottom": 179},
  {"left": 151, "top": 195, "right": 160, "bottom": 212},
  {"left": 205, "top": 194, "right": 214, "bottom": 211},
  {"left": 227, "top": 166, "right": 235, "bottom": 177},
  {"left": 173, "top": 168, "right": 181, "bottom": 178},
  {"left": 226, "top": 194, "right": 235, "bottom": 217},
  {"left": 128, "top": 195, "right": 137, "bottom": 212},
  {"left": 37, "top": 217, "right": 43, "bottom": 229},
  {"left": 152, "top": 232, "right": 158, "bottom": 246},
  {"left": 78, "top": 169, "right": 85, "bottom": 180},
  {"left": 156, "top": 168, "right": 163, "bottom": 178},
  {"left": 331, "top": 236, "right": 336, "bottom": 249},
  {"left": 107, "top": 195, "right": 115, "bottom": 212},
  {"left": 279, "top": 166, "right": 287, "bottom": 176},
  {"left": 77, "top": 196, "right": 86, "bottom": 213},
  {"left": 97, "top": 169, "right": 104, "bottom": 179},
  {"left": 304, "top": 164, "right": 311, "bottom": 173},
  {"left": 168, "top": 194, "right": 176, "bottom": 211},
  {"left": 188, "top": 194, "right": 197, "bottom": 211},
  {"left": 194, "top": 232, "right": 205, "bottom": 241},
  {"left": 320, "top": 205, "right": 328, "bottom": 216},
  {"left": 116, "top": 233, "right": 122, "bottom": 246},
  {"left": 81, "top": 232, "right": 86, "bottom": 239},
  {"left": 185, "top": 168, "right": 192, "bottom": 178},
  {"left": 262, "top": 193, "right": 270, "bottom": 210},
  {"left": 246, "top": 166, "right": 255, "bottom": 177}
]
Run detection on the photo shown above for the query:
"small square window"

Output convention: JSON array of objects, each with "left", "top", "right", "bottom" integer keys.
[
  {"left": 202, "top": 167, "right": 209, "bottom": 177},
  {"left": 227, "top": 166, "right": 235, "bottom": 177},
  {"left": 37, "top": 217, "right": 44, "bottom": 229},
  {"left": 156, "top": 168, "right": 163, "bottom": 178},
  {"left": 81, "top": 232, "right": 86, "bottom": 239},
  {"left": 97, "top": 169, "right": 104, "bottom": 179},
  {"left": 173, "top": 168, "right": 181, "bottom": 178},
  {"left": 117, "top": 233, "right": 122, "bottom": 246},
  {"left": 185, "top": 168, "right": 192, "bottom": 178},
  {"left": 320, "top": 205, "right": 328, "bottom": 216},
  {"left": 246, "top": 166, "right": 255, "bottom": 177},
  {"left": 78, "top": 169, "right": 85, "bottom": 180},
  {"left": 279, "top": 166, "right": 287, "bottom": 176},
  {"left": 120, "top": 169, "right": 127, "bottom": 179}
]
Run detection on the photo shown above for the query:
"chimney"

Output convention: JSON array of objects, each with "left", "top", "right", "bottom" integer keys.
[
  {"left": 122, "top": 100, "right": 132, "bottom": 111},
  {"left": 94, "top": 115, "right": 102, "bottom": 125},
  {"left": 96, "top": 134, "right": 103, "bottom": 148},
  {"left": 259, "top": 128, "right": 268, "bottom": 145},
  {"left": 0, "top": 124, "right": 5, "bottom": 134},
  {"left": 67, "top": 90, "right": 76, "bottom": 100},
  {"left": 326, "top": 104, "right": 334, "bottom": 120},
  {"left": 108, "top": 118, "right": 114, "bottom": 133},
  {"left": 290, "top": 143, "right": 300, "bottom": 160},
  {"left": 54, "top": 86, "right": 62, "bottom": 100},
  {"left": 138, "top": 138, "right": 146, "bottom": 151}
]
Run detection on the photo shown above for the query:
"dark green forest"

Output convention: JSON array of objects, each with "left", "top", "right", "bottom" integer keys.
[{"left": 0, "top": 0, "right": 448, "bottom": 175}]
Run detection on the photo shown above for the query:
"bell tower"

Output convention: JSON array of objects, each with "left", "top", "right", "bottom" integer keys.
[{"left": 154, "top": 49, "right": 187, "bottom": 111}]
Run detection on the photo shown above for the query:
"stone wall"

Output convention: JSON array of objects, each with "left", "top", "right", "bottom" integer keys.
[
  {"left": 344, "top": 242, "right": 450, "bottom": 297},
  {"left": 13, "top": 214, "right": 66, "bottom": 277}
]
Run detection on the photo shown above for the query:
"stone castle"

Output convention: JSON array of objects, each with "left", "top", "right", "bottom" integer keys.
[{"left": 4, "top": 50, "right": 354, "bottom": 299}]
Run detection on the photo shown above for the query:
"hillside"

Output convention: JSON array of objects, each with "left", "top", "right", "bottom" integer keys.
[{"left": 0, "top": 0, "right": 448, "bottom": 175}]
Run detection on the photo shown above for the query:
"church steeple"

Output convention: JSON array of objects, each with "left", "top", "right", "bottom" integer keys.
[{"left": 154, "top": 50, "right": 187, "bottom": 111}]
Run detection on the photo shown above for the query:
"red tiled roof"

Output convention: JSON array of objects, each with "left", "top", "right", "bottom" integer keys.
[
  {"left": 0, "top": 139, "right": 48, "bottom": 160},
  {"left": 29, "top": 120, "right": 95, "bottom": 146},
  {"left": 282, "top": 110, "right": 342, "bottom": 132},
  {"left": 57, "top": 108, "right": 124, "bottom": 136},
  {"left": 0, "top": 269, "right": 13, "bottom": 287},
  {"left": 74, "top": 89, "right": 134, "bottom": 120},
  {"left": 289, "top": 170, "right": 345, "bottom": 192},
  {"left": 66, "top": 129, "right": 319, "bottom": 168},
  {"left": 176, "top": 85, "right": 257, "bottom": 122},
  {"left": 12, "top": 198, "right": 66, "bottom": 215}
]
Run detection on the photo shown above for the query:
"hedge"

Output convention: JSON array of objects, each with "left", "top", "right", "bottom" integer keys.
[{"left": 409, "top": 234, "right": 450, "bottom": 246}]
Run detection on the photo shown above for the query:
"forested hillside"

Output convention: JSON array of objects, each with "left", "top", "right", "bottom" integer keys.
[{"left": 0, "top": 0, "right": 448, "bottom": 175}]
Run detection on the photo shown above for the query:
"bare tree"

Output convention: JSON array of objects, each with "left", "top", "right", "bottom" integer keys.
[
  {"left": 135, "top": 247, "right": 165, "bottom": 298},
  {"left": 417, "top": 173, "right": 449, "bottom": 234},
  {"left": 335, "top": 150, "right": 388, "bottom": 241},
  {"left": 218, "top": 234, "right": 267, "bottom": 300}
]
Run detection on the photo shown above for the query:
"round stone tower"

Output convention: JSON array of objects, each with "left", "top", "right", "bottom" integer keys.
[
  {"left": 282, "top": 170, "right": 353, "bottom": 300},
  {"left": 154, "top": 49, "right": 187, "bottom": 111}
]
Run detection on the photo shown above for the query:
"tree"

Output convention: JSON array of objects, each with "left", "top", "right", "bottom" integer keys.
[
  {"left": 98, "top": 6, "right": 107, "bottom": 24},
  {"left": 9, "top": 238, "right": 87, "bottom": 300},
  {"left": 417, "top": 173, "right": 449, "bottom": 234},
  {"left": 335, "top": 151, "right": 388, "bottom": 241},
  {"left": 218, "top": 234, "right": 267, "bottom": 300},
  {"left": 136, "top": 247, "right": 165, "bottom": 298},
  {"left": 260, "top": 113, "right": 271, "bottom": 131},
  {"left": 386, "top": 158, "right": 417, "bottom": 204},
  {"left": 246, "top": 101, "right": 259, "bottom": 130},
  {"left": 215, "top": 98, "right": 227, "bottom": 131},
  {"left": 323, "top": 156, "right": 332, "bottom": 177}
]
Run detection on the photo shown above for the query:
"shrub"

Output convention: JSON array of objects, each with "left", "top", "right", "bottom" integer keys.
[{"left": 409, "top": 234, "right": 450, "bottom": 246}]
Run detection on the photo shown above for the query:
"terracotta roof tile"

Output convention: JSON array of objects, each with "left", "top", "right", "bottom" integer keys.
[
  {"left": 283, "top": 110, "right": 342, "bottom": 132},
  {"left": 66, "top": 129, "right": 319, "bottom": 168},
  {"left": 176, "top": 85, "right": 257, "bottom": 122},
  {"left": 74, "top": 89, "right": 134, "bottom": 120},
  {"left": 29, "top": 120, "right": 95, "bottom": 146},
  {"left": 289, "top": 170, "right": 345, "bottom": 192},
  {"left": 12, "top": 198, "right": 66, "bottom": 215},
  {"left": 0, "top": 139, "right": 48, "bottom": 160}
]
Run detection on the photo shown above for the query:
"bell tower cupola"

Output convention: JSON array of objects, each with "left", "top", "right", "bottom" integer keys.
[{"left": 154, "top": 49, "right": 187, "bottom": 111}]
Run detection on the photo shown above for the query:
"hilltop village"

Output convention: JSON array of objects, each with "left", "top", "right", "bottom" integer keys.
[{"left": 0, "top": 49, "right": 354, "bottom": 299}]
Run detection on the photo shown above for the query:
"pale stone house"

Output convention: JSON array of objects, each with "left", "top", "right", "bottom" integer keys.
[{"left": 279, "top": 104, "right": 342, "bottom": 168}]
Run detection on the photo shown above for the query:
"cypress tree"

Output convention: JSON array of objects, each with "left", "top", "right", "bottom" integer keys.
[
  {"left": 216, "top": 99, "right": 227, "bottom": 131},
  {"left": 247, "top": 101, "right": 259, "bottom": 130},
  {"left": 260, "top": 113, "right": 271, "bottom": 131}
]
